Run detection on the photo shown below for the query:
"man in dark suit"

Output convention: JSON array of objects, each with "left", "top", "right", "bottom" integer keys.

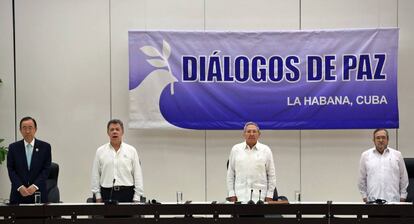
[{"left": 7, "top": 117, "right": 51, "bottom": 204}]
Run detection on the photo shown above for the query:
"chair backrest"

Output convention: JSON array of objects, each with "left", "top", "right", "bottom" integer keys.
[
  {"left": 404, "top": 158, "right": 414, "bottom": 202},
  {"left": 47, "top": 162, "right": 60, "bottom": 203}
]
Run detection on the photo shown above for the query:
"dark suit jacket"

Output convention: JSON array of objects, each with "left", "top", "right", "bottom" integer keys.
[{"left": 7, "top": 139, "right": 51, "bottom": 204}]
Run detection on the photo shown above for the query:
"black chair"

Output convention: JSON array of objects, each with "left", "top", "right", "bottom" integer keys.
[
  {"left": 47, "top": 162, "right": 60, "bottom": 203},
  {"left": 404, "top": 158, "right": 414, "bottom": 202}
]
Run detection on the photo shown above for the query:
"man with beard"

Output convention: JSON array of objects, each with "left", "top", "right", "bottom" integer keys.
[{"left": 358, "top": 129, "right": 408, "bottom": 203}]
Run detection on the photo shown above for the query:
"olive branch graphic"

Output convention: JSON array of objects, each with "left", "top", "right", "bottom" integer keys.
[{"left": 140, "top": 40, "right": 175, "bottom": 95}]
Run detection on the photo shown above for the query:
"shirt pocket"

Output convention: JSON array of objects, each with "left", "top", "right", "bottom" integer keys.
[
  {"left": 384, "top": 157, "right": 399, "bottom": 174},
  {"left": 254, "top": 155, "right": 267, "bottom": 172},
  {"left": 119, "top": 154, "right": 133, "bottom": 172}
]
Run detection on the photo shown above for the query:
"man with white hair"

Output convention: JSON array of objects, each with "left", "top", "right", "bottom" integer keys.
[{"left": 227, "top": 122, "right": 276, "bottom": 203}]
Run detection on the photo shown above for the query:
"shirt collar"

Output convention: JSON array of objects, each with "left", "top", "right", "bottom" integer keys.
[
  {"left": 24, "top": 139, "right": 35, "bottom": 148},
  {"left": 109, "top": 142, "right": 123, "bottom": 151},
  {"left": 373, "top": 147, "right": 389, "bottom": 154},
  {"left": 244, "top": 141, "right": 259, "bottom": 151}
]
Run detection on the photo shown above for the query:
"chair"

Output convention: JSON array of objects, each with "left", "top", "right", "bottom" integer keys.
[
  {"left": 404, "top": 158, "right": 414, "bottom": 202},
  {"left": 47, "top": 162, "right": 60, "bottom": 203}
]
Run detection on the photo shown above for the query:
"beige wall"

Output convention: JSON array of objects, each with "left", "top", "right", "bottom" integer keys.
[
  {"left": 1, "top": 0, "right": 413, "bottom": 203},
  {"left": 0, "top": 0, "right": 15, "bottom": 203}
]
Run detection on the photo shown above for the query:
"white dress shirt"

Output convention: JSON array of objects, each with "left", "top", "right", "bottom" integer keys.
[
  {"left": 358, "top": 147, "right": 408, "bottom": 202},
  {"left": 91, "top": 142, "right": 144, "bottom": 201},
  {"left": 227, "top": 141, "right": 276, "bottom": 202}
]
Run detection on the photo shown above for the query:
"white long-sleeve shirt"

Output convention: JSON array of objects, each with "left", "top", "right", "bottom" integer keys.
[
  {"left": 91, "top": 142, "right": 144, "bottom": 201},
  {"left": 358, "top": 147, "right": 408, "bottom": 202},
  {"left": 227, "top": 141, "right": 276, "bottom": 202}
]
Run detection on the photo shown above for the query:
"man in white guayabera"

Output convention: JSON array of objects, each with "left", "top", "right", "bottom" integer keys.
[
  {"left": 358, "top": 128, "right": 408, "bottom": 203},
  {"left": 91, "top": 119, "right": 144, "bottom": 202},
  {"left": 227, "top": 122, "right": 276, "bottom": 203}
]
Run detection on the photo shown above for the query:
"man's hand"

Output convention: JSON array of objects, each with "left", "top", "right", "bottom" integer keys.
[
  {"left": 363, "top": 197, "right": 368, "bottom": 203},
  {"left": 265, "top": 197, "right": 272, "bottom": 202},
  {"left": 27, "top": 185, "right": 37, "bottom": 195},
  {"left": 227, "top": 196, "right": 238, "bottom": 202},
  {"left": 400, "top": 198, "right": 406, "bottom": 202},
  {"left": 18, "top": 186, "right": 30, "bottom": 197},
  {"left": 96, "top": 198, "right": 103, "bottom": 203}
]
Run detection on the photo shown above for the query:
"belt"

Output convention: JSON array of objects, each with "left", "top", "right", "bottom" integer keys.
[
  {"left": 102, "top": 186, "right": 133, "bottom": 191},
  {"left": 113, "top": 186, "right": 133, "bottom": 191}
]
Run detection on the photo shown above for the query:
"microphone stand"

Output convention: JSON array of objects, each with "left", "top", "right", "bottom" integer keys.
[
  {"left": 257, "top": 189, "right": 264, "bottom": 204},
  {"left": 105, "top": 179, "right": 119, "bottom": 205},
  {"left": 247, "top": 189, "right": 255, "bottom": 204}
]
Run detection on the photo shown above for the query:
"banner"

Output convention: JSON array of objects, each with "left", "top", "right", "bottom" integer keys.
[{"left": 129, "top": 28, "right": 399, "bottom": 130}]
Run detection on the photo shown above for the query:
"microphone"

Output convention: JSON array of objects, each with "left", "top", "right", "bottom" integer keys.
[
  {"left": 105, "top": 179, "right": 118, "bottom": 205},
  {"left": 257, "top": 189, "right": 264, "bottom": 204},
  {"left": 247, "top": 189, "right": 255, "bottom": 204}
]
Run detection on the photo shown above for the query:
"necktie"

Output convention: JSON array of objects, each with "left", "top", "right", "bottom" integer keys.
[{"left": 26, "top": 144, "right": 33, "bottom": 169}]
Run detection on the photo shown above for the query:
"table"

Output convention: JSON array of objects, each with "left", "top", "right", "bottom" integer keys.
[{"left": 1, "top": 201, "right": 413, "bottom": 224}]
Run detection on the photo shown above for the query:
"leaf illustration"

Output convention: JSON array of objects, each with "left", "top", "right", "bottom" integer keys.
[
  {"left": 146, "top": 59, "right": 167, "bottom": 68},
  {"left": 140, "top": 46, "right": 161, "bottom": 57},
  {"left": 162, "top": 40, "right": 171, "bottom": 59}
]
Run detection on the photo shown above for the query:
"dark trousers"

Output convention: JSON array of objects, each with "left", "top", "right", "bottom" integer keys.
[{"left": 100, "top": 186, "right": 134, "bottom": 202}]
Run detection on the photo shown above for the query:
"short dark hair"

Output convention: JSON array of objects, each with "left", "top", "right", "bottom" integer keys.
[
  {"left": 19, "top": 116, "right": 37, "bottom": 129},
  {"left": 107, "top": 119, "right": 124, "bottom": 131},
  {"left": 373, "top": 128, "right": 389, "bottom": 139}
]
